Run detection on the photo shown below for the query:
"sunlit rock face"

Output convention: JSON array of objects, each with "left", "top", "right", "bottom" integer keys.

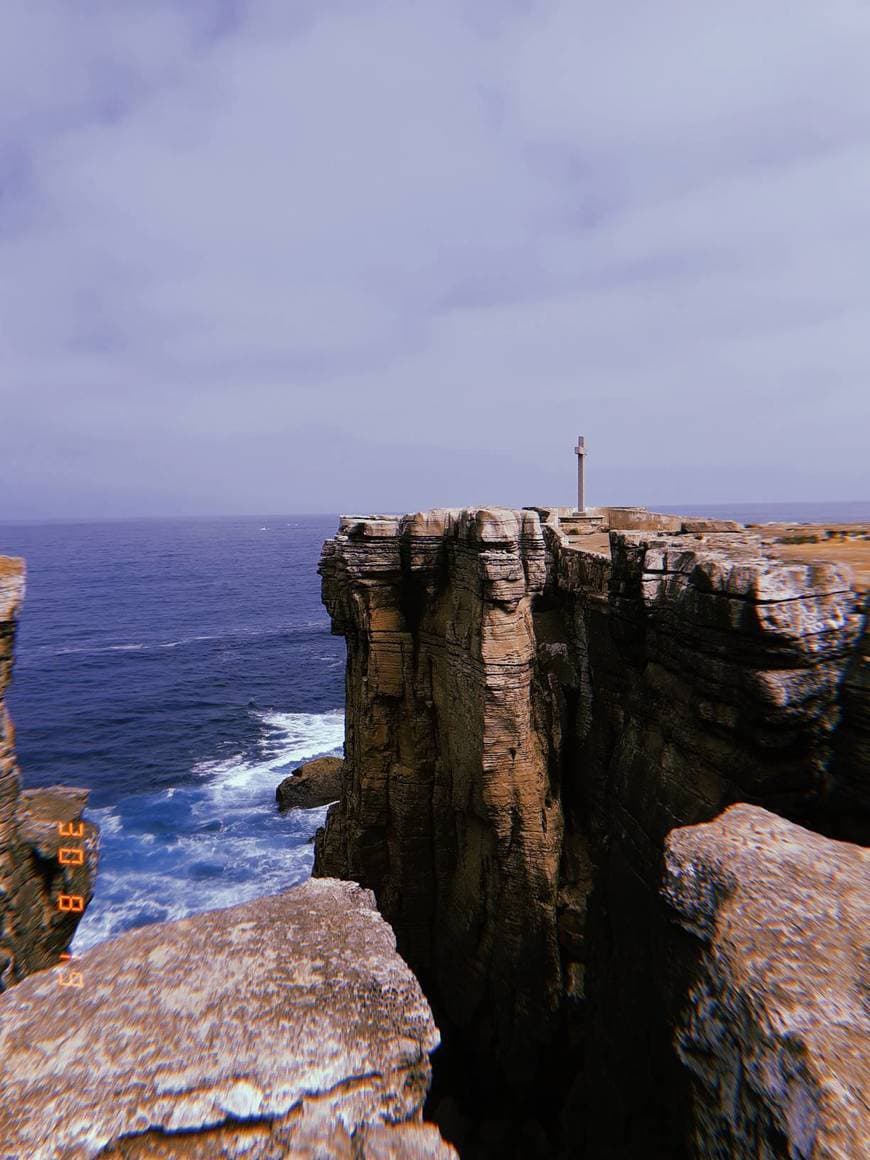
[
  {"left": 0, "top": 557, "right": 98, "bottom": 991},
  {"left": 314, "top": 508, "right": 867, "bottom": 1158},
  {"left": 0, "top": 878, "right": 456, "bottom": 1159}
]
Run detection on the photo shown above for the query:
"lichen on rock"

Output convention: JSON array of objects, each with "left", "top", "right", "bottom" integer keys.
[
  {"left": 663, "top": 803, "right": 869, "bottom": 1160},
  {"left": 0, "top": 878, "right": 456, "bottom": 1158}
]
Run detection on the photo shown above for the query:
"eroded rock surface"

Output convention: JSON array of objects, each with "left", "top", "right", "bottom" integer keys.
[
  {"left": 0, "top": 557, "right": 97, "bottom": 991},
  {"left": 0, "top": 878, "right": 456, "bottom": 1159},
  {"left": 276, "top": 755, "right": 344, "bottom": 810},
  {"left": 664, "top": 803, "right": 869, "bottom": 1160},
  {"left": 313, "top": 508, "right": 868, "bottom": 1157}
]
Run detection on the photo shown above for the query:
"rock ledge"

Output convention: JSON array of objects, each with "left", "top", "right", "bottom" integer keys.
[{"left": 0, "top": 878, "right": 456, "bottom": 1159}]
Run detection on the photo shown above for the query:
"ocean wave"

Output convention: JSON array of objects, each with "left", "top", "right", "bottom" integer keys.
[
  {"left": 28, "top": 622, "right": 332, "bottom": 660},
  {"left": 72, "top": 825, "right": 324, "bottom": 953},
  {"left": 72, "top": 708, "right": 344, "bottom": 954},
  {"left": 193, "top": 709, "right": 344, "bottom": 805}
]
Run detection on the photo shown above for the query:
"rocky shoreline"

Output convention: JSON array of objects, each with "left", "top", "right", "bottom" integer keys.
[
  {"left": 1, "top": 559, "right": 98, "bottom": 991},
  {"left": 1, "top": 509, "right": 867, "bottom": 1158}
]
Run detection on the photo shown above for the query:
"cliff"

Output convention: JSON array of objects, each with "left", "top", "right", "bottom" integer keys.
[
  {"left": 0, "top": 878, "right": 457, "bottom": 1158},
  {"left": 0, "top": 557, "right": 98, "bottom": 990},
  {"left": 313, "top": 508, "right": 868, "bottom": 1157}
]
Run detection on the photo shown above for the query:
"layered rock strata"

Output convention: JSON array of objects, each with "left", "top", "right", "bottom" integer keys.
[
  {"left": 0, "top": 557, "right": 97, "bottom": 991},
  {"left": 664, "top": 803, "right": 869, "bottom": 1160},
  {"left": 313, "top": 508, "right": 868, "bottom": 1157},
  {"left": 0, "top": 878, "right": 456, "bottom": 1159}
]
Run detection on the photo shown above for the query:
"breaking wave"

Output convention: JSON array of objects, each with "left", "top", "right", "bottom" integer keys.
[{"left": 72, "top": 708, "right": 345, "bottom": 952}]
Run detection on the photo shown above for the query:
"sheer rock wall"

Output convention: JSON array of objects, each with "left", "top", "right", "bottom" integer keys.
[
  {"left": 0, "top": 557, "right": 98, "bottom": 991},
  {"left": 313, "top": 509, "right": 868, "bottom": 1157}
]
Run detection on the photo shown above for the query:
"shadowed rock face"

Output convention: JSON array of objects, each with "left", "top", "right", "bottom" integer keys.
[
  {"left": 0, "top": 878, "right": 456, "bottom": 1159},
  {"left": 313, "top": 508, "right": 868, "bottom": 1158},
  {"left": 664, "top": 804, "right": 869, "bottom": 1160},
  {"left": 0, "top": 557, "right": 98, "bottom": 991}
]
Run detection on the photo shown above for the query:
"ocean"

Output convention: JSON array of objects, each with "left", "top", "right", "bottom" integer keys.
[
  {"left": 0, "top": 516, "right": 345, "bottom": 951},
  {"left": 1, "top": 501, "right": 866, "bottom": 953}
]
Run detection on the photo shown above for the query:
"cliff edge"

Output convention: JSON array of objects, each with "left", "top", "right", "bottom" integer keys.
[
  {"left": 0, "top": 878, "right": 456, "bottom": 1158},
  {"left": 313, "top": 507, "right": 868, "bottom": 1158}
]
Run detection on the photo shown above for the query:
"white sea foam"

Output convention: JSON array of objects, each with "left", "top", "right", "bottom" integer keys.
[
  {"left": 85, "top": 805, "right": 124, "bottom": 835},
  {"left": 197, "top": 710, "right": 344, "bottom": 808},
  {"left": 72, "top": 708, "right": 345, "bottom": 954},
  {"left": 72, "top": 832, "right": 321, "bottom": 953}
]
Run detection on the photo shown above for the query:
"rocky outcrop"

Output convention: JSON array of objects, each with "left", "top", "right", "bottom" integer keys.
[
  {"left": 664, "top": 804, "right": 869, "bottom": 1160},
  {"left": 0, "top": 557, "right": 97, "bottom": 991},
  {"left": 0, "top": 878, "right": 456, "bottom": 1158},
  {"left": 276, "top": 755, "right": 344, "bottom": 810},
  {"left": 313, "top": 508, "right": 868, "bottom": 1157}
]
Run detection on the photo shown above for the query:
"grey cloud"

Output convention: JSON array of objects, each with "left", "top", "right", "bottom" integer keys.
[{"left": 0, "top": 0, "right": 868, "bottom": 518}]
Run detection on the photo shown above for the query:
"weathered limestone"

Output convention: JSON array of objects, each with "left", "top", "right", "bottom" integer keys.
[
  {"left": 0, "top": 558, "right": 97, "bottom": 991},
  {"left": 317, "top": 508, "right": 560, "bottom": 1102},
  {"left": 664, "top": 804, "right": 869, "bottom": 1160},
  {"left": 0, "top": 878, "right": 456, "bottom": 1159},
  {"left": 314, "top": 508, "right": 868, "bottom": 1157},
  {"left": 276, "top": 755, "right": 344, "bottom": 810}
]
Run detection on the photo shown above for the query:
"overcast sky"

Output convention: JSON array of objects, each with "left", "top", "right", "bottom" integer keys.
[{"left": 1, "top": 0, "right": 868, "bottom": 519}]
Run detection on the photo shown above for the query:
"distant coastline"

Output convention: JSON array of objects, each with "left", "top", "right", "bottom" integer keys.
[{"left": 655, "top": 499, "right": 870, "bottom": 524}]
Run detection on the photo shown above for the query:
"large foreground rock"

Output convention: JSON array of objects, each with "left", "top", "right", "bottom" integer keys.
[
  {"left": 1, "top": 557, "right": 98, "bottom": 990},
  {"left": 664, "top": 804, "right": 869, "bottom": 1159},
  {"left": 0, "top": 878, "right": 456, "bottom": 1159}
]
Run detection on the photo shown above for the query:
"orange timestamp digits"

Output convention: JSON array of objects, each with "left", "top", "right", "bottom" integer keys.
[
  {"left": 54, "top": 819, "right": 88, "bottom": 986},
  {"left": 57, "top": 894, "right": 85, "bottom": 913},
  {"left": 57, "top": 952, "right": 83, "bottom": 988}
]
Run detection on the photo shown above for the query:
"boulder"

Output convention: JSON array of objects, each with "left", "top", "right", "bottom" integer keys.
[
  {"left": 276, "top": 755, "right": 343, "bottom": 810},
  {"left": 663, "top": 804, "right": 869, "bottom": 1159},
  {"left": 0, "top": 878, "right": 456, "bottom": 1158}
]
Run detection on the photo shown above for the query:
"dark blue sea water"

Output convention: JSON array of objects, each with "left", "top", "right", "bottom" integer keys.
[
  {"left": 0, "top": 516, "right": 345, "bottom": 951},
  {"left": 1, "top": 501, "right": 866, "bottom": 953}
]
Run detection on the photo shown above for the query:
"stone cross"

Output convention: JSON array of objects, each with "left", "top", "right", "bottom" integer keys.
[{"left": 575, "top": 435, "right": 586, "bottom": 512}]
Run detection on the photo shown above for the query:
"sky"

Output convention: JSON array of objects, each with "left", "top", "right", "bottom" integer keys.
[{"left": 1, "top": 0, "right": 868, "bottom": 519}]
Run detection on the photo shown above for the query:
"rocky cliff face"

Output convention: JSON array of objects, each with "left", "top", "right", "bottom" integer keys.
[
  {"left": 664, "top": 804, "right": 868, "bottom": 1160},
  {"left": 313, "top": 508, "right": 868, "bottom": 1157},
  {"left": 0, "top": 878, "right": 456, "bottom": 1158},
  {"left": 0, "top": 557, "right": 98, "bottom": 991}
]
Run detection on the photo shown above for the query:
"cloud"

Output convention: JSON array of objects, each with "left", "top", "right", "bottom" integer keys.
[{"left": 1, "top": 0, "right": 868, "bottom": 517}]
